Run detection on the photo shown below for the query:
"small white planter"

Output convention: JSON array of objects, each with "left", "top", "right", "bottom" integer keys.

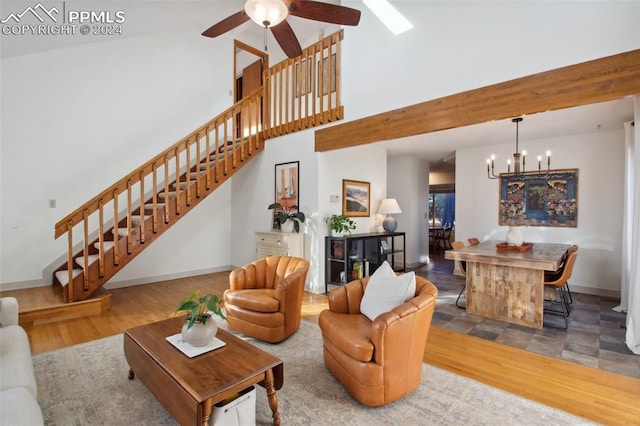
[
  {"left": 280, "top": 221, "right": 294, "bottom": 233},
  {"left": 181, "top": 318, "right": 218, "bottom": 347}
]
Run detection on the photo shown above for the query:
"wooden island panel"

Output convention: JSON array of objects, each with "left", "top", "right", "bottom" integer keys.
[
  {"left": 446, "top": 241, "right": 570, "bottom": 329},
  {"left": 467, "top": 262, "right": 544, "bottom": 328}
]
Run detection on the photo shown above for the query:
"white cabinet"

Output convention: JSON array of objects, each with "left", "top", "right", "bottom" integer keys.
[{"left": 255, "top": 231, "right": 304, "bottom": 259}]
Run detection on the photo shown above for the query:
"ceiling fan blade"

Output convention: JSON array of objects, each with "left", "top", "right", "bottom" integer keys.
[
  {"left": 202, "top": 10, "right": 250, "bottom": 38},
  {"left": 286, "top": 0, "right": 361, "bottom": 26},
  {"left": 270, "top": 20, "right": 303, "bottom": 58}
]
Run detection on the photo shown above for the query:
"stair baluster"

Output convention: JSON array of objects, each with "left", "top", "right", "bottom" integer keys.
[
  {"left": 66, "top": 221, "right": 74, "bottom": 302},
  {"left": 152, "top": 164, "right": 158, "bottom": 233},
  {"left": 126, "top": 180, "right": 132, "bottom": 254},
  {"left": 82, "top": 210, "right": 89, "bottom": 290},
  {"left": 98, "top": 199, "right": 105, "bottom": 277},
  {"left": 113, "top": 188, "right": 119, "bottom": 265},
  {"left": 139, "top": 171, "right": 145, "bottom": 243}
]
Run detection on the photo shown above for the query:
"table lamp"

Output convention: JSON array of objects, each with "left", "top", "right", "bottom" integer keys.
[{"left": 378, "top": 198, "right": 402, "bottom": 234}]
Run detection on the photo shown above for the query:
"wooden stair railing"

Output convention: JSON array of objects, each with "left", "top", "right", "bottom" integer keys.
[
  {"left": 53, "top": 88, "right": 265, "bottom": 302},
  {"left": 51, "top": 31, "right": 347, "bottom": 303},
  {"left": 263, "top": 30, "right": 344, "bottom": 138}
]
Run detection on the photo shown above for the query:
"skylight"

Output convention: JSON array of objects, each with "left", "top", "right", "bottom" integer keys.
[{"left": 363, "top": 0, "right": 413, "bottom": 35}]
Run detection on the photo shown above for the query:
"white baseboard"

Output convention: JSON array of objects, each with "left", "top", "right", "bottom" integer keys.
[
  {"left": 103, "top": 266, "right": 233, "bottom": 290},
  {"left": 0, "top": 266, "right": 234, "bottom": 292},
  {"left": 0, "top": 278, "right": 49, "bottom": 292},
  {"left": 570, "top": 284, "right": 620, "bottom": 299}
]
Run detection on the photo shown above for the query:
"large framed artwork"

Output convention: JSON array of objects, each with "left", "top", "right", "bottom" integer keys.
[
  {"left": 499, "top": 169, "right": 578, "bottom": 227},
  {"left": 273, "top": 161, "right": 299, "bottom": 230},
  {"left": 342, "top": 179, "right": 370, "bottom": 217},
  {"left": 318, "top": 53, "right": 336, "bottom": 96},
  {"left": 294, "top": 57, "right": 312, "bottom": 98}
]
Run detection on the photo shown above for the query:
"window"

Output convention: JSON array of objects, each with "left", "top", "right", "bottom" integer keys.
[{"left": 428, "top": 192, "right": 455, "bottom": 229}]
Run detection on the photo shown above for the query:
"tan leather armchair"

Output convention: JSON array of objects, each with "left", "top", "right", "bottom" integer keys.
[
  {"left": 318, "top": 275, "right": 438, "bottom": 407},
  {"left": 223, "top": 256, "right": 310, "bottom": 343}
]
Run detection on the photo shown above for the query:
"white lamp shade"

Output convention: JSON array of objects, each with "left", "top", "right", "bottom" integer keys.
[
  {"left": 378, "top": 198, "right": 402, "bottom": 215},
  {"left": 244, "top": 0, "right": 288, "bottom": 27}
]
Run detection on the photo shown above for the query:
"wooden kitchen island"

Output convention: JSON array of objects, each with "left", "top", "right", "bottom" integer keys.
[{"left": 445, "top": 240, "right": 570, "bottom": 329}]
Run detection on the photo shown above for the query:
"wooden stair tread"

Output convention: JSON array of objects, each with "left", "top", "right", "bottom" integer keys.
[
  {"left": 55, "top": 269, "right": 82, "bottom": 287},
  {"left": 94, "top": 241, "right": 115, "bottom": 251},
  {"left": 75, "top": 254, "right": 99, "bottom": 267}
]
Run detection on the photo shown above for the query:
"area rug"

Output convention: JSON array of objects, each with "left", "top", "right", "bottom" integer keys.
[{"left": 32, "top": 321, "right": 596, "bottom": 425}]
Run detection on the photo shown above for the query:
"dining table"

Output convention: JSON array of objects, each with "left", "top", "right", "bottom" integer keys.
[{"left": 445, "top": 240, "right": 571, "bottom": 329}]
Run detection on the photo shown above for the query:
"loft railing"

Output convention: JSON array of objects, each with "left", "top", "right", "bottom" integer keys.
[
  {"left": 53, "top": 88, "right": 264, "bottom": 302},
  {"left": 263, "top": 30, "right": 344, "bottom": 138}
]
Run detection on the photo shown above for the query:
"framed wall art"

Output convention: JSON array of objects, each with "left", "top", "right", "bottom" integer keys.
[
  {"left": 294, "top": 57, "right": 312, "bottom": 98},
  {"left": 342, "top": 179, "right": 370, "bottom": 217},
  {"left": 318, "top": 53, "right": 336, "bottom": 96},
  {"left": 273, "top": 161, "right": 299, "bottom": 230},
  {"left": 499, "top": 169, "right": 578, "bottom": 227}
]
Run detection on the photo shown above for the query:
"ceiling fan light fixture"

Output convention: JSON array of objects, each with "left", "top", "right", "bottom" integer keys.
[{"left": 244, "top": 0, "right": 288, "bottom": 28}]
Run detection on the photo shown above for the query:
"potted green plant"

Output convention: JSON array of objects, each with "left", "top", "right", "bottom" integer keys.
[
  {"left": 325, "top": 214, "right": 356, "bottom": 236},
  {"left": 175, "top": 290, "right": 226, "bottom": 346},
  {"left": 268, "top": 202, "right": 306, "bottom": 233}
]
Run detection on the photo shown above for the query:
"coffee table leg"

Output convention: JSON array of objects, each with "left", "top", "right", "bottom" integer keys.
[
  {"left": 201, "top": 400, "right": 213, "bottom": 426},
  {"left": 265, "top": 369, "right": 280, "bottom": 426},
  {"left": 128, "top": 369, "right": 135, "bottom": 380}
]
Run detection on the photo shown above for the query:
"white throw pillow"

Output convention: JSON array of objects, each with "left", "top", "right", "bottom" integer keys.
[{"left": 360, "top": 261, "right": 416, "bottom": 321}]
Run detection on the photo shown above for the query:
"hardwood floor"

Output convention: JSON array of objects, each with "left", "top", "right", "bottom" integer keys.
[{"left": 6, "top": 272, "right": 640, "bottom": 424}]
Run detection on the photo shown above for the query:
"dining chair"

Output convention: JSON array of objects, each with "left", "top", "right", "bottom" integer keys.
[
  {"left": 450, "top": 241, "right": 467, "bottom": 308},
  {"left": 436, "top": 227, "right": 453, "bottom": 251},
  {"left": 543, "top": 246, "right": 578, "bottom": 329},
  {"left": 467, "top": 237, "right": 480, "bottom": 246}
]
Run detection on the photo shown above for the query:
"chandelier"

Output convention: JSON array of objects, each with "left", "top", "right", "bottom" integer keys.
[{"left": 487, "top": 117, "right": 551, "bottom": 179}]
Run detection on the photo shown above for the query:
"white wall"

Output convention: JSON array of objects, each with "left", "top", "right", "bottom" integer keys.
[
  {"left": 229, "top": 129, "right": 320, "bottom": 290},
  {"left": 455, "top": 129, "right": 626, "bottom": 296},
  {"left": 387, "top": 156, "right": 429, "bottom": 267},
  {"left": 314, "top": 144, "right": 388, "bottom": 292},
  {"left": 0, "top": 29, "right": 235, "bottom": 289},
  {"left": 342, "top": 0, "right": 639, "bottom": 122}
]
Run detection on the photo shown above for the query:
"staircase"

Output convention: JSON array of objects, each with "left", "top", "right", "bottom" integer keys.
[{"left": 52, "top": 31, "right": 346, "bottom": 303}]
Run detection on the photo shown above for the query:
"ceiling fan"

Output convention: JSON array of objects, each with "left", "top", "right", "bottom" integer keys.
[{"left": 202, "top": 0, "right": 361, "bottom": 58}]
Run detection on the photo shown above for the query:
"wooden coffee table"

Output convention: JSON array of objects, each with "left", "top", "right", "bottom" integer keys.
[{"left": 124, "top": 316, "right": 283, "bottom": 425}]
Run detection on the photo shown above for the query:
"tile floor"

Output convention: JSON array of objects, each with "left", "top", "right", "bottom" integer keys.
[{"left": 413, "top": 253, "right": 640, "bottom": 379}]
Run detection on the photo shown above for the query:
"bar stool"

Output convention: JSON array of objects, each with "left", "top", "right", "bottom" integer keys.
[
  {"left": 450, "top": 241, "right": 467, "bottom": 308},
  {"left": 543, "top": 246, "right": 578, "bottom": 329}
]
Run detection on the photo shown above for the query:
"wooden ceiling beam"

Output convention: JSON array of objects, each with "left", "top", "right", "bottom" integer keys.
[{"left": 314, "top": 49, "right": 640, "bottom": 152}]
